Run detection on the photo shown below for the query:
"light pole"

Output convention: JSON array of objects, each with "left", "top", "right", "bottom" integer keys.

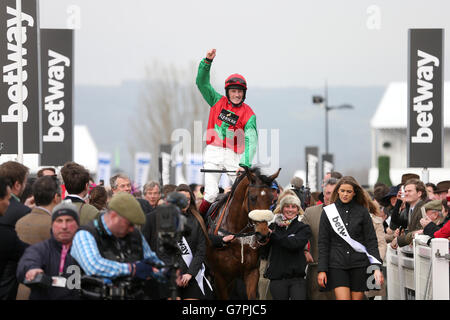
[{"left": 312, "top": 82, "right": 354, "bottom": 155}]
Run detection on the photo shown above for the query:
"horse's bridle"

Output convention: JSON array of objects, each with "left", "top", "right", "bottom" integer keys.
[{"left": 209, "top": 183, "right": 273, "bottom": 240}]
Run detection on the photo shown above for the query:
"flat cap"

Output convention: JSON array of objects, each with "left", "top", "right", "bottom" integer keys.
[
  {"left": 423, "top": 200, "right": 442, "bottom": 212},
  {"left": 108, "top": 192, "right": 146, "bottom": 225}
]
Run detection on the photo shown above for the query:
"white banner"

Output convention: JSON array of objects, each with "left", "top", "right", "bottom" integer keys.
[
  {"left": 174, "top": 155, "right": 186, "bottom": 186},
  {"left": 186, "top": 153, "right": 203, "bottom": 185},
  {"left": 134, "top": 152, "right": 151, "bottom": 191},
  {"left": 97, "top": 152, "right": 112, "bottom": 186}
]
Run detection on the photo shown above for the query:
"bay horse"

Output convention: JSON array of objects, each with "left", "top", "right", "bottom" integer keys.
[{"left": 206, "top": 167, "right": 281, "bottom": 300}]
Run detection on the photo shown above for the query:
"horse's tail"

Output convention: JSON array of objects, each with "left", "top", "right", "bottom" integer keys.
[{"left": 191, "top": 208, "right": 212, "bottom": 247}]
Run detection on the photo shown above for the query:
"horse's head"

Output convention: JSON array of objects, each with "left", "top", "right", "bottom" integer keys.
[
  {"left": 248, "top": 210, "right": 274, "bottom": 243},
  {"left": 243, "top": 167, "right": 281, "bottom": 212}
]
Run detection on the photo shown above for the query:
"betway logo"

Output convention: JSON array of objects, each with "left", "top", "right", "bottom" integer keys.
[
  {"left": 411, "top": 50, "right": 439, "bottom": 144},
  {"left": 43, "top": 50, "right": 70, "bottom": 142},
  {"left": 1, "top": 6, "right": 34, "bottom": 123}
]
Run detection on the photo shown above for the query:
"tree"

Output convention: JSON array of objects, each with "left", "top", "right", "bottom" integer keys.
[{"left": 129, "top": 61, "right": 209, "bottom": 182}]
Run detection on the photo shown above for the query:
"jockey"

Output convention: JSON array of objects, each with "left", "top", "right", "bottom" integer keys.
[{"left": 196, "top": 48, "right": 258, "bottom": 216}]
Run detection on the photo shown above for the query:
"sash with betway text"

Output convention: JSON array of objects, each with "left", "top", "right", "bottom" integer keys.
[
  {"left": 177, "top": 237, "right": 213, "bottom": 295},
  {"left": 323, "top": 204, "right": 381, "bottom": 265}
]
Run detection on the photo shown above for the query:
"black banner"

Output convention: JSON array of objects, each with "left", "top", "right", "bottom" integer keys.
[
  {"left": 0, "top": 0, "right": 41, "bottom": 154},
  {"left": 40, "top": 29, "right": 73, "bottom": 166},
  {"left": 159, "top": 144, "right": 174, "bottom": 186},
  {"left": 407, "top": 29, "right": 443, "bottom": 168},
  {"left": 305, "top": 146, "right": 319, "bottom": 192}
]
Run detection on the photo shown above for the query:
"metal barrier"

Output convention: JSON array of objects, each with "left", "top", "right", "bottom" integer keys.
[{"left": 387, "top": 236, "right": 449, "bottom": 300}]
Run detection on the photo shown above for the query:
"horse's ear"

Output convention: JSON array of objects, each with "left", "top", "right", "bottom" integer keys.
[
  {"left": 268, "top": 168, "right": 281, "bottom": 181},
  {"left": 245, "top": 167, "right": 256, "bottom": 184}
]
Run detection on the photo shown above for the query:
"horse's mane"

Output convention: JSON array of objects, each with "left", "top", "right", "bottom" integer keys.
[{"left": 215, "top": 167, "right": 273, "bottom": 209}]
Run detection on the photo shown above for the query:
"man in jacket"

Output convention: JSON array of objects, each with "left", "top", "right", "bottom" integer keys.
[
  {"left": 302, "top": 177, "right": 338, "bottom": 300},
  {"left": 0, "top": 177, "right": 11, "bottom": 216},
  {"left": 0, "top": 161, "right": 31, "bottom": 226},
  {"left": 16, "top": 175, "right": 62, "bottom": 245},
  {"left": 0, "top": 161, "right": 30, "bottom": 299},
  {"left": 15, "top": 175, "right": 62, "bottom": 300},
  {"left": 394, "top": 179, "right": 427, "bottom": 248},
  {"left": 16, "top": 202, "right": 81, "bottom": 300},
  {"left": 196, "top": 48, "right": 258, "bottom": 216},
  {"left": 60, "top": 161, "right": 99, "bottom": 226},
  {"left": 111, "top": 173, "right": 153, "bottom": 215},
  {"left": 70, "top": 192, "right": 165, "bottom": 299}
]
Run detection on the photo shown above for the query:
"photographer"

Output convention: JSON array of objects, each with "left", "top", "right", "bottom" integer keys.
[
  {"left": 16, "top": 202, "right": 80, "bottom": 300},
  {"left": 70, "top": 192, "right": 165, "bottom": 299},
  {"left": 290, "top": 177, "right": 309, "bottom": 210}
]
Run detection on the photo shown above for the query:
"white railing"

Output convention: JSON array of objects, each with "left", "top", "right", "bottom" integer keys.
[{"left": 386, "top": 236, "right": 449, "bottom": 300}]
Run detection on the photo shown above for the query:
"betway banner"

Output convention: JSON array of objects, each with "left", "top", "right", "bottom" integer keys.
[
  {"left": 97, "top": 152, "right": 112, "bottom": 187},
  {"left": 134, "top": 152, "right": 151, "bottom": 191},
  {"left": 408, "top": 29, "right": 443, "bottom": 168},
  {"left": 40, "top": 29, "right": 73, "bottom": 166},
  {"left": 305, "top": 146, "right": 319, "bottom": 192},
  {"left": 0, "top": 0, "right": 41, "bottom": 154}
]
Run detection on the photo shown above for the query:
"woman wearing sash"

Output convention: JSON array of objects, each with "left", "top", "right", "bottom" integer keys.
[
  {"left": 174, "top": 184, "right": 213, "bottom": 300},
  {"left": 317, "top": 176, "right": 384, "bottom": 300}
]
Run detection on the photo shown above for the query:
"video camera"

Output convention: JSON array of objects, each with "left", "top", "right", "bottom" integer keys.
[{"left": 155, "top": 192, "right": 191, "bottom": 256}]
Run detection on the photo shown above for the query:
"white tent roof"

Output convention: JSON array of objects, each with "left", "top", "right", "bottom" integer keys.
[{"left": 370, "top": 82, "right": 450, "bottom": 129}]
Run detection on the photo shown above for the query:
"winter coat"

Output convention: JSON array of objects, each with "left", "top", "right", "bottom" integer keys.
[
  {"left": 15, "top": 207, "right": 52, "bottom": 245},
  {"left": 263, "top": 215, "right": 311, "bottom": 280},
  {"left": 177, "top": 211, "right": 207, "bottom": 277},
  {"left": 433, "top": 219, "right": 450, "bottom": 239},
  {"left": 16, "top": 236, "right": 80, "bottom": 300},
  {"left": 0, "top": 196, "right": 31, "bottom": 227},
  {"left": 0, "top": 223, "right": 28, "bottom": 299},
  {"left": 318, "top": 199, "right": 382, "bottom": 273},
  {"left": 397, "top": 200, "right": 426, "bottom": 247},
  {"left": 423, "top": 215, "right": 450, "bottom": 238}
]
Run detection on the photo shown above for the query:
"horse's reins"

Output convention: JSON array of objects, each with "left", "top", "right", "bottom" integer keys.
[{"left": 211, "top": 183, "right": 272, "bottom": 239}]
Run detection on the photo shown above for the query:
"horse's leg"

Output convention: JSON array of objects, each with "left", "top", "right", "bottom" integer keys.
[
  {"left": 214, "top": 273, "right": 230, "bottom": 300},
  {"left": 244, "top": 268, "right": 260, "bottom": 300}
]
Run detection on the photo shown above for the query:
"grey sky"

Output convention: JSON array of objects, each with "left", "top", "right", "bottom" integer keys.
[{"left": 39, "top": 0, "right": 450, "bottom": 88}]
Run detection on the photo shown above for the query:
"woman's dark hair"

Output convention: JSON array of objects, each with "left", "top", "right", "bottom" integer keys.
[
  {"left": 330, "top": 176, "right": 369, "bottom": 208},
  {"left": 442, "top": 199, "right": 449, "bottom": 213},
  {"left": 0, "top": 177, "right": 9, "bottom": 199},
  {"left": 175, "top": 184, "right": 209, "bottom": 243},
  {"left": 89, "top": 186, "right": 108, "bottom": 211}
]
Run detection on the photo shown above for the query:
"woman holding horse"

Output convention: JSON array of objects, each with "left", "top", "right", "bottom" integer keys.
[
  {"left": 262, "top": 194, "right": 312, "bottom": 300},
  {"left": 174, "top": 184, "right": 213, "bottom": 300},
  {"left": 317, "top": 176, "right": 384, "bottom": 300}
]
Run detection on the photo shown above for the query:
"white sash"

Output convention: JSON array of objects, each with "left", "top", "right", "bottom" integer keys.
[
  {"left": 177, "top": 237, "right": 213, "bottom": 295},
  {"left": 324, "top": 204, "right": 381, "bottom": 265}
]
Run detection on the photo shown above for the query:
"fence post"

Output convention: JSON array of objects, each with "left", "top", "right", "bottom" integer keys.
[{"left": 431, "top": 238, "right": 449, "bottom": 300}]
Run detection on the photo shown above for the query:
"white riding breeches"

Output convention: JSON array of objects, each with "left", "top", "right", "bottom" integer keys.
[{"left": 203, "top": 145, "right": 241, "bottom": 203}]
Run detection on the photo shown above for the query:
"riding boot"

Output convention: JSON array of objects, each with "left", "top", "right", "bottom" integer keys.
[{"left": 199, "top": 199, "right": 212, "bottom": 217}]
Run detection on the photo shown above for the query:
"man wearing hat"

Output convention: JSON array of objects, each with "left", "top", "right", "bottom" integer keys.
[
  {"left": 70, "top": 192, "right": 165, "bottom": 298},
  {"left": 434, "top": 180, "right": 450, "bottom": 200},
  {"left": 420, "top": 200, "right": 449, "bottom": 238},
  {"left": 16, "top": 202, "right": 81, "bottom": 300}
]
